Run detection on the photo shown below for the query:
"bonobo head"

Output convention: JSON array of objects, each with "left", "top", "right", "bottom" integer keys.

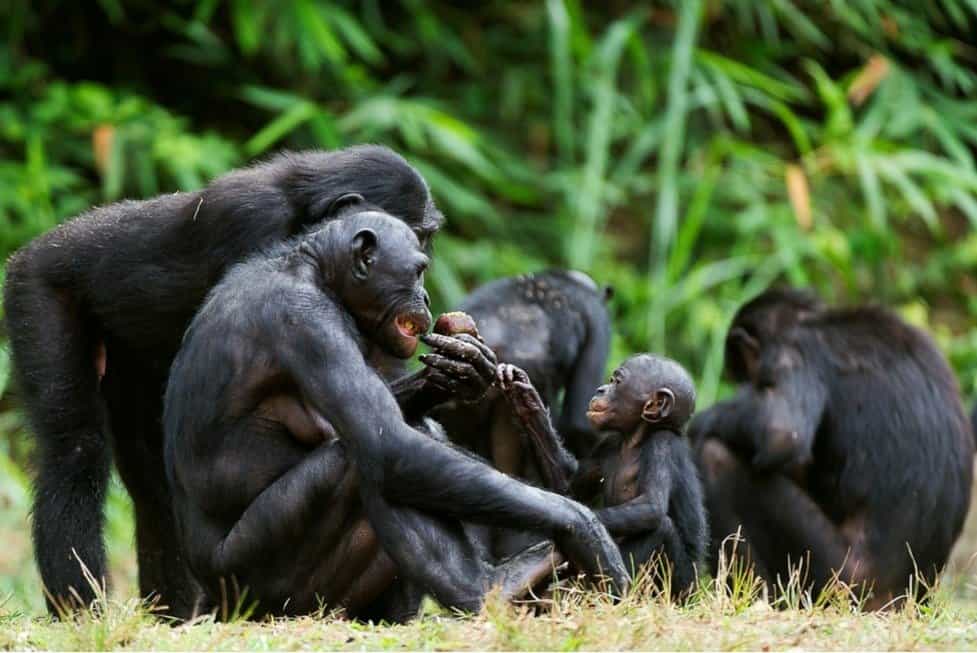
[
  {"left": 725, "top": 286, "right": 824, "bottom": 383},
  {"left": 304, "top": 197, "right": 432, "bottom": 358},
  {"left": 283, "top": 145, "right": 445, "bottom": 252},
  {"left": 724, "top": 288, "right": 828, "bottom": 462},
  {"left": 587, "top": 354, "right": 696, "bottom": 434}
]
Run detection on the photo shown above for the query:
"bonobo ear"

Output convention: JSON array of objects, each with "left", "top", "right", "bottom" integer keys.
[
  {"left": 351, "top": 228, "right": 378, "bottom": 280},
  {"left": 642, "top": 388, "right": 675, "bottom": 424},
  {"left": 727, "top": 326, "right": 760, "bottom": 381},
  {"left": 327, "top": 192, "right": 365, "bottom": 218},
  {"left": 603, "top": 285, "right": 615, "bottom": 303}
]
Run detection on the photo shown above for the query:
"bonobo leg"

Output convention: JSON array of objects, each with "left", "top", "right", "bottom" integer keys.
[
  {"left": 699, "top": 439, "right": 866, "bottom": 598},
  {"left": 101, "top": 357, "right": 204, "bottom": 619},
  {"left": 3, "top": 258, "right": 109, "bottom": 613},
  {"left": 618, "top": 517, "right": 696, "bottom": 599},
  {"left": 359, "top": 489, "right": 561, "bottom": 612}
]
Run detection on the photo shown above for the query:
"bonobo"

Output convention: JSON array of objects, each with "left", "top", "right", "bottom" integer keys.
[
  {"left": 3, "top": 145, "right": 498, "bottom": 616},
  {"left": 164, "top": 203, "right": 627, "bottom": 618},
  {"left": 689, "top": 287, "right": 974, "bottom": 609},
  {"left": 498, "top": 355, "right": 708, "bottom": 599},
  {"left": 433, "top": 271, "right": 613, "bottom": 472}
]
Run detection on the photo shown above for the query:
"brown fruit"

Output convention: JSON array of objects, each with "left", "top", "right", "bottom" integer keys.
[{"left": 434, "top": 311, "right": 480, "bottom": 339}]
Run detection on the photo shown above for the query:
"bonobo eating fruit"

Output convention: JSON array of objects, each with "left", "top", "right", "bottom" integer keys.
[
  {"left": 164, "top": 202, "right": 628, "bottom": 618},
  {"left": 2, "top": 145, "right": 504, "bottom": 617},
  {"left": 690, "top": 287, "right": 973, "bottom": 609},
  {"left": 498, "top": 354, "right": 708, "bottom": 599},
  {"left": 433, "top": 271, "right": 613, "bottom": 473}
]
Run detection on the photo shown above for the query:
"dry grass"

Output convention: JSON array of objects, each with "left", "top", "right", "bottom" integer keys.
[{"left": 4, "top": 463, "right": 977, "bottom": 650}]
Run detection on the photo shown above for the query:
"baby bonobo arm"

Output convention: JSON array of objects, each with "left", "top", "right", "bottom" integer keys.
[
  {"left": 497, "top": 363, "right": 579, "bottom": 495},
  {"left": 596, "top": 432, "right": 672, "bottom": 537},
  {"left": 276, "top": 297, "right": 629, "bottom": 593}
]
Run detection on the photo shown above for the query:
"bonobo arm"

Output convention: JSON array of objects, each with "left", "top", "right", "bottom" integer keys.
[
  {"left": 392, "top": 333, "right": 497, "bottom": 420},
  {"left": 686, "top": 390, "right": 756, "bottom": 455},
  {"left": 596, "top": 434, "right": 672, "bottom": 537},
  {"left": 556, "top": 310, "right": 611, "bottom": 456},
  {"left": 277, "top": 298, "right": 628, "bottom": 590},
  {"left": 497, "top": 364, "right": 579, "bottom": 494}
]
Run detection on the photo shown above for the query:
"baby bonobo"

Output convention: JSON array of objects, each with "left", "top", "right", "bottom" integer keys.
[
  {"left": 498, "top": 354, "right": 708, "bottom": 598},
  {"left": 164, "top": 199, "right": 627, "bottom": 619}
]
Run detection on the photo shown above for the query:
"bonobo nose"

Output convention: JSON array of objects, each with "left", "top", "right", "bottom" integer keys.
[{"left": 595, "top": 385, "right": 608, "bottom": 396}]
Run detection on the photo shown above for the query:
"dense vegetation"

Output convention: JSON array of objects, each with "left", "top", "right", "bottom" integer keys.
[{"left": 1, "top": 0, "right": 976, "bottom": 612}]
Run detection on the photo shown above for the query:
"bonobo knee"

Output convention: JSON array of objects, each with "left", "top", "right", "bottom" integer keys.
[{"left": 699, "top": 438, "right": 741, "bottom": 483}]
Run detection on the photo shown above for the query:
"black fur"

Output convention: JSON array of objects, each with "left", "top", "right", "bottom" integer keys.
[
  {"left": 435, "top": 270, "right": 612, "bottom": 459},
  {"left": 3, "top": 145, "right": 443, "bottom": 616},
  {"left": 692, "top": 287, "right": 974, "bottom": 608},
  {"left": 163, "top": 208, "right": 627, "bottom": 618},
  {"left": 499, "top": 354, "right": 708, "bottom": 600}
]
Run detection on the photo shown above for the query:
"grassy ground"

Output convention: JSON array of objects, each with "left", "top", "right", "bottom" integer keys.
[{"left": 4, "top": 460, "right": 977, "bottom": 650}]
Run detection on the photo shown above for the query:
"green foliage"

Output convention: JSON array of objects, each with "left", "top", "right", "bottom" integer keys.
[{"left": 1, "top": 1, "right": 975, "bottom": 407}]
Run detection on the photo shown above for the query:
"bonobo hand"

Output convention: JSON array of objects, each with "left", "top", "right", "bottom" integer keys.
[
  {"left": 419, "top": 333, "right": 498, "bottom": 402},
  {"left": 556, "top": 502, "right": 630, "bottom": 597},
  {"left": 496, "top": 363, "right": 546, "bottom": 421}
]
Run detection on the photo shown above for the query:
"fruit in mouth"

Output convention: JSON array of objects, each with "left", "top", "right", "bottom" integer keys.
[
  {"left": 395, "top": 314, "right": 427, "bottom": 338},
  {"left": 434, "top": 311, "right": 480, "bottom": 339}
]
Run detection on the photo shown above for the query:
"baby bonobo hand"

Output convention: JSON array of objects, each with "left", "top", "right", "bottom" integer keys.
[{"left": 497, "top": 363, "right": 546, "bottom": 420}]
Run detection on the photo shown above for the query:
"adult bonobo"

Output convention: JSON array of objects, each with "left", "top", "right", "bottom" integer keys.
[
  {"left": 164, "top": 203, "right": 628, "bottom": 618},
  {"left": 498, "top": 355, "right": 708, "bottom": 600},
  {"left": 3, "top": 146, "right": 495, "bottom": 617},
  {"left": 690, "top": 287, "right": 973, "bottom": 608},
  {"left": 433, "top": 271, "right": 613, "bottom": 468}
]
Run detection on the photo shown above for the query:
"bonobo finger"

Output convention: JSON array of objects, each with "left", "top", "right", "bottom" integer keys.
[
  {"left": 419, "top": 354, "right": 479, "bottom": 382},
  {"left": 499, "top": 363, "right": 517, "bottom": 389},
  {"left": 453, "top": 334, "right": 498, "bottom": 368},
  {"left": 424, "top": 370, "right": 455, "bottom": 392},
  {"left": 422, "top": 333, "right": 493, "bottom": 375},
  {"left": 496, "top": 364, "right": 511, "bottom": 390}
]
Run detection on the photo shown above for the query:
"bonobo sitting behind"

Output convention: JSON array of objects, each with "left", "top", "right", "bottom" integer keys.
[
  {"left": 497, "top": 354, "right": 708, "bottom": 598},
  {"left": 164, "top": 201, "right": 627, "bottom": 618},
  {"left": 689, "top": 288, "right": 973, "bottom": 609}
]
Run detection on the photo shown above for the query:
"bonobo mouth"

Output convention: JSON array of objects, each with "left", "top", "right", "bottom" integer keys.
[
  {"left": 586, "top": 397, "right": 611, "bottom": 421},
  {"left": 395, "top": 311, "right": 431, "bottom": 340}
]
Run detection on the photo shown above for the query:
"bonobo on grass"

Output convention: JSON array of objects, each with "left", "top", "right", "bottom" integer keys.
[
  {"left": 690, "top": 287, "right": 974, "bottom": 609},
  {"left": 2, "top": 145, "right": 504, "bottom": 617},
  {"left": 498, "top": 354, "right": 708, "bottom": 600},
  {"left": 163, "top": 201, "right": 628, "bottom": 618}
]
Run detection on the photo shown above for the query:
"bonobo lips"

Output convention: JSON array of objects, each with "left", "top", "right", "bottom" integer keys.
[
  {"left": 586, "top": 397, "right": 610, "bottom": 420},
  {"left": 395, "top": 311, "right": 431, "bottom": 340}
]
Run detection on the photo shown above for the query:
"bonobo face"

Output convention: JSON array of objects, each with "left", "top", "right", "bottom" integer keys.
[
  {"left": 330, "top": 209, "right": 432, "bottom": 359},
  {"left": 729, "top": 333, "right": 827, "bottom": 451},
  {"left": 587, "top": 354, "right": 696, "bottom": 434}
]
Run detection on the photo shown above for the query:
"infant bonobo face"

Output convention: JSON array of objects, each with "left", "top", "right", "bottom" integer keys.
[
  {"left": 587, "top": 354, "right": 696, "bottom": 433},
  {"left": 325, "top": 207, "right": 432, "bottom": 358}
]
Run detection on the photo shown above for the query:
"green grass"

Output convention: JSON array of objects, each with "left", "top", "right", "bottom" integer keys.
[{"left": 4, "top": 455, "right": 977, "bottom": 650}]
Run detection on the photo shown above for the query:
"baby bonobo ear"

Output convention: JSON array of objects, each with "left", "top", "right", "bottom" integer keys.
[
  {"left": 641, "top": 388, "right": 675, "bottom": 424},
  {"left": 351, "top": 228, "right": 378, "bottom": 279},
  {"left": 327, "top": 192, "right": 365, "bottom": 217}
]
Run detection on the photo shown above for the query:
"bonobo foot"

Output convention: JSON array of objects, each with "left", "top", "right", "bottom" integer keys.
[
  {"left": 557, "top": 507, "right": 630, "bottom": 597},
  {"left": 494, "top": 540, "right": 565, "bottom": 600}
]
